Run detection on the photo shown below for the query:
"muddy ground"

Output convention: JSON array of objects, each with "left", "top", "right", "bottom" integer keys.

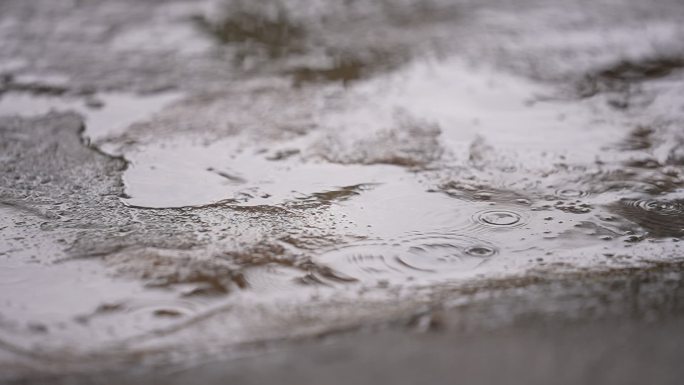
[{"left": 1, "top": 0, "right": 684, "bottom": 383}]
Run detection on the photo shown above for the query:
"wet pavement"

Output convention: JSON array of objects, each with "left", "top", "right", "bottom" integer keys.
[{"left": 1, "top": 0, "right": 684, "bottom": 383}]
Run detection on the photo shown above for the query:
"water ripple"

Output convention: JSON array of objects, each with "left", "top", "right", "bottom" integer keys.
[
  {"left": 317, "top": 232, "right": 499, "bottom": 282},
  {"left": 474, "top": 210, "right": 525, "bottom": 228},
  {"left": 554, "top": 188, "right": 590, "bottom": 199},
  {"left": 610, "top": 198, "right": 684, "bottom": 238}
]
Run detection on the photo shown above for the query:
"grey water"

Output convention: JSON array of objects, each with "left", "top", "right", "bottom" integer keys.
[{"left": 1, "top": 0, "right": 684, "bottom": 382}]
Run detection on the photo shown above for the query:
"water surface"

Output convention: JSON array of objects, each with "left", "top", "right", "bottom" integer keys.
[{"left": 1, "top": 0, "right": 684, "bottom": 378}]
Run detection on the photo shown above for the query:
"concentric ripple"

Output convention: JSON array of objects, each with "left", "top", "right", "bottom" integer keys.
[
  {"left": 474, "top": 210, "right": 524, "bottom": 227},
  {"left": 554, "top": 188, "right": 590, "bottom": 199},
  {"left": 316, "top": 231, "right": 499, "bottom": 282},
  {"left": 584, "top": 170, "right": 682, "bottom": 195},
  {"left": 632, "top": 200, "right": 684, "bottom": 214},
  {"left": 610, "top": 199, "right": 684, "bottom": 238}
]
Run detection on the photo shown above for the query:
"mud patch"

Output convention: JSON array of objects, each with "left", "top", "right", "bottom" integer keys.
[
  {"left": 288, "top": 49, "right": 408, "bottom": 86},
  {"left": 578, "top": 56, "right": 684, "bottom": 100},
  {"left": 316, "top": 109, "right": 442, "bottom": 168},
  {"left": 192, "top": 3, "right": 306, "bottom": 60}
]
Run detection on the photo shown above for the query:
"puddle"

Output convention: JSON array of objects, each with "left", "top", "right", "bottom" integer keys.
[
  {"left": 3, "top": 52, "right": 682, "bottom": 369},
  {"left": 120, "top": 136, "right": 404, "bottom": 208},
  {"left": 2, "top": 0, "right": 684, "bottom": 379}
]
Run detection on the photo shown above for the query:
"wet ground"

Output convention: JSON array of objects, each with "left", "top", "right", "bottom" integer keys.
[{"left": 1, "top": 0, "right": 684, "bottom": 383}]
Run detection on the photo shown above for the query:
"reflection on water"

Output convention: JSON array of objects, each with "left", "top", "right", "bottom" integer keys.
[{"left": 1, "top": 0, "right": 684, "bottom": 379}]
